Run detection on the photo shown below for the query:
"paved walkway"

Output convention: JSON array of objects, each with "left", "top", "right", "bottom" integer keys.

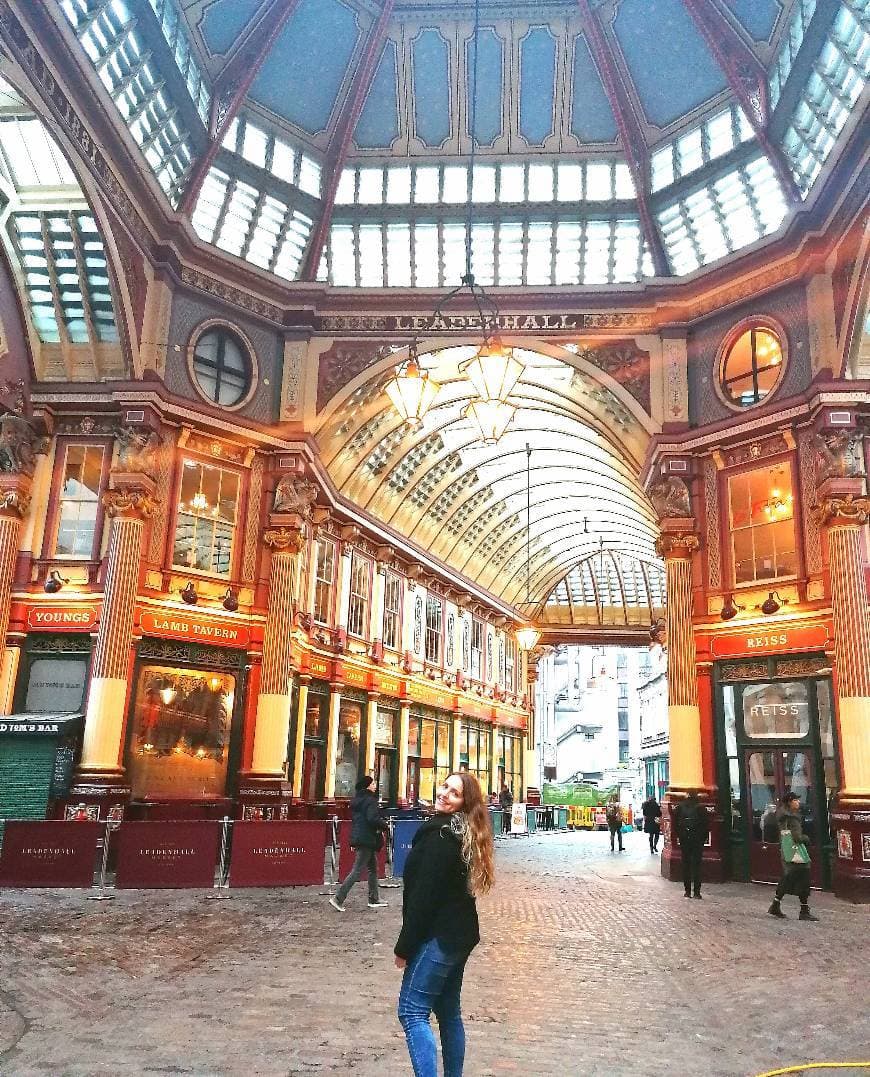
[{"left": 1, "top": 828, "right": 868, "bottom": 1077}]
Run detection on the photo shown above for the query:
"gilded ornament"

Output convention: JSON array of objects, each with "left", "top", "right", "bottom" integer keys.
[
  {"left": 0, "top": 414, "right": 47, "bottom": 476},
  {"left": 0, "top": 488, "right": 31, "bottom": 517},
  {"left": 648, "top": 475, "right": 692, "bottom": 520},
  {"left": 655, "top": 531, "right": 700, "bottom": 558},
  {"left": 813, "top": 432, "right": 864, "bottom": 484},
  {"left": 264, "top": 527, "right": 305, "bottom": 552},
  {"left": 810, "top": 496, "right": 870, "bottom": 527},
  {"left": 272, "top": 476, "right": 318, "bottom": 517},
  {"left": 102, "top": 488, "right": 160, "bottom": 519},
  {"left": 114, "top": 425, "right": 161, "bottom": 473}
]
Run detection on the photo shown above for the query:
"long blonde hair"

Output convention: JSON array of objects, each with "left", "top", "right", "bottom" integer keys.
[{"left": 447, "top": 771, "right": 495, "bottom": 896}]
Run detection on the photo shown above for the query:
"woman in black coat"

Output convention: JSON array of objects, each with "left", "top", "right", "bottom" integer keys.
[
  {"left": 395, "top": 772, "right": 495, "bottom": 1077},
  {"left": 641, "top": 795, "right": 662, "bottom": 854}
]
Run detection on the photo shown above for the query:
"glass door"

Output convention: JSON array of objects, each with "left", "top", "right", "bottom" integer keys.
[
  {"left": 374, "top": 747, "right": 397, "bottom": 805},
  {"left": 746, "top": 748, "right": 820, "bottom": 885}
]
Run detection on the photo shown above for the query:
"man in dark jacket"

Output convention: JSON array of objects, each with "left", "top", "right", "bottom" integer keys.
[
  {"left": 768, "top": 792, "right": 819, "bottom": 921},
  {"left": 673, "top": 790, "right": 710, "bottom": 898},
  {"left": 499, "top": 781, "right": 514, "bottom": 833},
  {"left": 329, "top": 775, "right": 388, "bottom": 912}
]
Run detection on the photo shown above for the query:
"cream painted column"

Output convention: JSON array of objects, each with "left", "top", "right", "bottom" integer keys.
[
  {"left": 370, "top": 563, "right": 386, "bottom": 643},
  {"left": 0, "top": 476, "right": 33, "bottom": 714},
  {"left": 291, "top": 675, "right": 311, "bottom": 796},
  {"left": 490, "top": 725, "right": 500, "bottom": 795},
  {"left": 323, "top": 683, "right": 343, "bottom": 798},
  {"left": 655, "top": 524, "right": 704, "bottom": 792},
  {"left": 812, "top": 494, "right": 870, "bottom": 795},
  {"left": 249, "top": 527, "right": 304, "bottom": 777},
  {"left": 451, "top": 714, "right": 463, "bottom": 773},
  {"left": 397, "top": 699, "right": 411, "bottom": 801},
  {"left": 80, "top": 477, "right": 159, "bottom": 776},
  {"left": 364, "top": 690, "right": 379, "bottom": 774}
]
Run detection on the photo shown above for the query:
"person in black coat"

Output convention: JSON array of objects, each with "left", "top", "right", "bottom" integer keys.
[
  {"left": 329, "top": 775, "right": 388, "bottom": 911},
  {"left": 642, "top": 795, "right": 662, "bottom": 854},
  {"left": 673, "top": 789, "right": 710, "bottom": 899},
  {"left": 395, "top": 772, "right": 494, "bottom": 1077}
]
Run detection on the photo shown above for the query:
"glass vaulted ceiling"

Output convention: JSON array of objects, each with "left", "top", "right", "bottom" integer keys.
[
  {"left": 317, "top": 346, "right": 657, "bottom": 611},
  {"left": 56, "top": 0, "right": 869, "bottom": 284}
]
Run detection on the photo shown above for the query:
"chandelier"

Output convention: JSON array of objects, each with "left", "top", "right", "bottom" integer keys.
[{"left": 383, "top": 0, "right": 523, "bottom": 443}]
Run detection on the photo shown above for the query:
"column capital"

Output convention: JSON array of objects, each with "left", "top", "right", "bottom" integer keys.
[
  {"left": 811, "top": 495, "right": 870, "bottom": 528},
  {"left": 264, "top": 526, "right": 305, "bottom": 552},
  {"left": 103, "top": 472, "right": 160, "bottom": 519},
  {"left": 655, "top": 530, "right": 699, "bottom": 559},
  {"left": 0, "top": 474, "right": 33, "bottom": 519}
]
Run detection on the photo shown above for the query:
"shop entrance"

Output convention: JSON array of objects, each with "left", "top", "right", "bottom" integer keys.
[
  {"left": 374, "top": 746, "right": 397, "bottom": 804},
  {"left": 715, "top": 655, "right": 837, "bottom": 888}
]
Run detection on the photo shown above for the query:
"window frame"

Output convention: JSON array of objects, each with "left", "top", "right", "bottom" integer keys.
[
  {"left": 382, "top": 570, "right": 403, "bottom": 651},
  {"left": 470, "top": 618, "right": 484, "bottom": 682},
  {"left": 724, "top": 454, "right": 801, "bottom": 590},
  {"left": 346, "top": 549, "right": 372, "bottom": 640},
  {"left": 170, "top": 454, "right": 245, "bottom": 581},
  {"left": 715, "top": 318, "right": 788, "bottom": 412},
  {"left": 46, "top": 438, "right": 111, "bottom": 561},
  {"left": 424, "top": 593, "right": 444, "bottom": 666},
  {"left": 187, "top": 321, "right": 258, "bottom": 411},
  {"left": 312, "top": 535, "right": 338, "bottom": 627}
]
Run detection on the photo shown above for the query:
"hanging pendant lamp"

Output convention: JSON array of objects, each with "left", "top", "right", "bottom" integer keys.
[
  {"left": 462, "top": 338, "right": 524, "bottom": 403},
  {"left": 463, "top": 397, "right": 516, "bottom": 444},
  {"left": 384, "top": 346, "right": 440, "bottom": 427}
]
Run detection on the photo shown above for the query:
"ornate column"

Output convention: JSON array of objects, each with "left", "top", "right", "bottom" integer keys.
[
  {"left": 79, "top": 471, "right": 158, "bottom": 778},
  {"left": 451, "top": 713, "right": 462, "bottom": 774},
  {"left": 363, "top": 690, "right": 379, "bottom": 775},
  {"left": 397, "top": 698, "right": 411, "bottom": 803},
  {"left": 323, "top": 683, "right": 343, "bottom": 798},
  {"left": 811, "top": 432, "right": 870, "bottom": 901}
]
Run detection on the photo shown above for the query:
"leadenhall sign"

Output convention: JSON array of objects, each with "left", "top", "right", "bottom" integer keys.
[
  {"left": 316, "top": 312, "right": 650, "bottom": 334},
  {"left": 139, "top": 610, "right": 250, "bottom": 648}
]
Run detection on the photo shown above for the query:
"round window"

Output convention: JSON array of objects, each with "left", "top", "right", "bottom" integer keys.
[
  {"left": 719, "top": 324, "right": 785, "bottom": 408},
  {"left": 192, "top": 328, "right": 252, "bottom": 407}
]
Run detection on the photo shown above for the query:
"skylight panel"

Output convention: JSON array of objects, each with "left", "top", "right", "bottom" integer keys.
[
  {"left": 583, "top": 219, "right": 611, "bottom": 283},
  {"left": 499, "top": 164, "right": 525, "bottom": 202},
  {"left": 471, "top": 164, "right": 496, "bottom": 202},
  {"left": 442, "top": 222, "right": 467, "bottom": 283},
  {"left": 650, "top": 146, "right": 675, "bottom": 192},
  {"left": 0, "top": 119, "right": 77, "bottom": 188},
  {"left": 336, "top": 168, "right": 356, "bottom": 204},
  {"left": 556, "top": 163, "right": 583, "bottom": 202},
  {"left": 442, "top": 166, "right": 468, "bottom": 204},
  {"left": 613, "top": 162, "right": 635, "bottom": 199},
  {"left": 298, "top": 156, "right": 322, "bottom": 198},
  {"left": 387, "top": 167, "right": 412, "bottom": 204},
  {"left": 527, "top": 163, "right": 555, "bottom": 202},
  {"left": 246, "top": 195, "right": 288, "bottom": 269},
  {"left": 330, "top": 224, "right": 356, "bottom": 286},
  {"left": 585, "top": 162, "right": 613, "bottom": 201},
  {"left": 271, "top": 139, "right": 297, "bottom": 185},
  {"left": 526, "top": 221, "right": 553, "bottom": 284},
  {"left": 358, "top": 223, "right": 384, "bottom": 286},
  {"left": 554, "top": 221, "right": 582, "bottom": 284},
  {"left": 241, "top": 123, "right": 269, "bottom": 169},
  {"left": 706, "top": 109, "right": 735, "bottom": 160},
  {"left": 222, "top": 118, "right": 240, "bottom": 152},
  {"left": 470, "top": 222, "right": 495, "bottom": 285},
  {"left": 413, "top": 223, "right": 439, "bottom": 286},
  {"left": 215, "top": 181, "right": 258, "bottom": 257},
  {"left": 191, "top": 168, "right": 230, "bottom": 242},
  {"left": 414, "top": 167, "right": 440, "bottom": 203},
  {"left": 386, "top": 223, "right": 412, "bottom": 286},
  {"left": 358, "top": 167, "right": 385, "bottom": 204},
  {"left": 147, "top": 0, "right": 211, "bottom": 124},
  {"left": 612, "top": 219, "right": 641, "bottom": 283},
  {"left": 497, "top": 222, "right": 523, "bottom": 284}
]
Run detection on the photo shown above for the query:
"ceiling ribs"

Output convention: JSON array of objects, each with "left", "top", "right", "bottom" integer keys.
[
  {"left": 680, "top": 0, "right": 802, "bottom": 204},
  {"left": 576, "top": 0, "right": 670, "bottom": 278},
  {"left": 299, "top": 0, "right": 396, "bottom": 281},
  {"left": 179, "top": 0, "right": 302, "bottom": 217}
]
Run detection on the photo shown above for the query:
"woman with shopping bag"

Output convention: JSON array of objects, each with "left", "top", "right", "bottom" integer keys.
[{"left": 768, "top": 791, "right": 819, "bottom": 921}]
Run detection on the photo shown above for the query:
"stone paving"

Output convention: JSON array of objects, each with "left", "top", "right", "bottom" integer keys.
[{"left": 1, "top": 828, "right": 869, "bottom": 1077}]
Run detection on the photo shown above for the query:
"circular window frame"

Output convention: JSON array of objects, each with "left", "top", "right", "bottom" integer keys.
[
  {"left": 714, "top": 317, "right": 789, "bottom": 413},
  {"left": 187, "top": 320, "right": 258, "bottom": 412}
]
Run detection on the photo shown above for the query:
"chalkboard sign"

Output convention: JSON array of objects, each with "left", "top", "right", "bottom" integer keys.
[{"left": 50, "top": 744, "right": 76, "bottom": 799}]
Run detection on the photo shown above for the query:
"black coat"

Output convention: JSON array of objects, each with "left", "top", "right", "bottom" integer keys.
[
  {"left": 395, "top": 814, "right": 480, "bottom": 961},
  {"left": 642, "top": 799, "right": 661, "bottom": 834},
  {"left": 349, "top": 790, "right": 386, "bottom": 849},
  {"left": 673, "top": 798, "right": 710, "bottom": 846}
]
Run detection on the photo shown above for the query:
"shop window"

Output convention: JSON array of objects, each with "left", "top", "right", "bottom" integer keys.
[
  {"left": 728, "top": 463, "right": 797, "bottom": 585},
  {"left": 460, "top": 720, "right": 491, "bottom": 793},
  {"left": 312, "top": 537, "right": 336, "bottom": 625},
  {"left": 382, "top": 572, "right": 402, "bottom": 649},
  {"left": 302, "top": 689, "right": 328, "bottom": 801},
  {"left": 742, "top": 682, "right": 810, "bottom": 739},
  {"left": 173, "top": 459, "right": 240, "bottom": 577},
  {"left": 425, "top": 595, "right": 443, "bottom": 665},
  {"left": 346, "top": 552, "right": 371, "bottom": 638},
  {"left": 719, "top": 324, "right": 785, "bottom": 408},
  {"left": 497, "top": 729, "right": 522, "bottom": 799},
  {"left": 191, "top": 327, "right": 253, "bottom": 407},
  {"left": 471, "top": 618, "right": 484, "bottom": 680},
  {"left": 53, "top": 444, "right": 105, "bottom": 557},
  {"left": 335, "top": 701, "right": 362, "bottom": 798},
  {"left": 126, "top": 665, "right": 235, "bottom": 799}
]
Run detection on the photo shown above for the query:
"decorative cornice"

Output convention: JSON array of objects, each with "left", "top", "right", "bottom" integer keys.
[
  {"left": 102, "top": 487, "right": 160, "bottom": 519},
  {"left": 264, "top": 527, "right": 305, "bottom": 553},
  {"left": 655, "top": 532, "right": 700, "bottom": 559},
  {"left": 810, "top": 496, "right": 870, "bottom": 528}
]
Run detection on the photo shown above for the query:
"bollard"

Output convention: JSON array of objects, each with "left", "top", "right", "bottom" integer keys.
[
  {"left": 381, "top": 816, "right": 401, "bottom": 888},
  {"left": 87, "top": 820, "right": 119, "bottom": 901},
  {"left": 205, "top": 816, "right": 232, "bottom": 900}
]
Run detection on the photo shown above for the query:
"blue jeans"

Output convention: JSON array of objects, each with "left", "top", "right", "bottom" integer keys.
[{"left": 398, "top": 938, "right": 469, "bottom": 1077}]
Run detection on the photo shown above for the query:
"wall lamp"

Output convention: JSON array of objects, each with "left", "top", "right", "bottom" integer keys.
[
  {"left": 43, "top": 570, "right": 68, "bottom": 594},
  {"left": 180, "top": 581, "right": 198, "bottom": 605},
  {"left": 760, "top": 591, "right": 788, "bottom": 615},
  {"left": 222, "top": 587, "right": 239, "bottom": 612},
  {"left": 720, "top": 594, "right": 745, "bottom": 621}
]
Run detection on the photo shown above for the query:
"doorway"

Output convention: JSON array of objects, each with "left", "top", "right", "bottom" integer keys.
[
  {"left": 374, "top": 746, "right": 397, "bottom": 805},
  {"left": 746, "top": 749, "right": 820, "bottom": 885}
]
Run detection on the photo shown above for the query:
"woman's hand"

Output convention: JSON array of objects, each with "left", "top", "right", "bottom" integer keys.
[{"left": 394, "top": 956, "right": 406, "bottom": 969}]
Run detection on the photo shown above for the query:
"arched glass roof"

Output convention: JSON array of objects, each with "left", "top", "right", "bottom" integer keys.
[
  {"left": 316, "top": 344, "right": 659, "bottom": 611},
  {"left": 54, "top": 1, "right": 870, "bottom": 287},
  {"left": 541, "top": 551, "right": 665, "bottom": 627}
]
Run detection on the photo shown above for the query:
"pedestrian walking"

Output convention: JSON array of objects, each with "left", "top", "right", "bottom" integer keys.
[
  {"left": 641, "top": 795, "right": 662, "bottom": 854},
  {"left": 329, "top": 775, "right": 388, "bottom": 912},
  {"left": 395, "top": 772, "right": 495, "bottom": 1077},
  {"left": 606, "top": 798, "right": 624, "bottom": 852},
  {"left": 673, "top": 789, "right": 710, "bottom": 898},
  {"left": 768, "top": 791, "right": 819, "bottom": 921}
]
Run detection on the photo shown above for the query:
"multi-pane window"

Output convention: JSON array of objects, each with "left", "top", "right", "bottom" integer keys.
[
  {"left": 382, "top": 573, "right": 402, "bottom": 650},
  {"left": 145, "top": 0, "right": 211, "bottom": 122},
  {"left": 650, "top": 104, "right": 754, "bottom": 192},
  {"left": 53, "top": 444, "right": 104, "bottom": 557},
  {"left": 222, "top": 117, "right": 322, "bottom": 197},
  {"left": 173, "top": 460, "right": 240, "bottom": 577},
  {"left": 471, "top": 619, "right": 484, "bottom": 681},
  {"left": 346, "top": 552, "right": 371, "bottom": 638},
  {"left": 425, "top": 595, "right": 443, "bottom": 665},
  {"left": 729, "top": 464, "right": 798, "bottom": 585},
  {"left": 192, "top": 328, "right": 252, "bottom": 407},
  {"left": 769, "top": 0, "right": 819, "bottom": 108},
  {"left": 720, "top": 325, "right": 785, "bottom": 407},
  {"left": 504, "top": 637, "right": 518, "bottom": 693},
  {"left": 312, "top": 538, "right": 336, "bottom": 625}
]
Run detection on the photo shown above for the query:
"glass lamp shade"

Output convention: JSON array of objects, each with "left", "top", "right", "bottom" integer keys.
[
  {"left": 515, "top": 625, "right": 541, "bottom": 651},
  {"left": 385, "top": 357, "right": 440, "bottom": 426},
  {"left": 462, "top": 340, "right": 524, "bottom": 402},
  {"left": 463, "top": 397, "right": 516, "bottom": 444}
]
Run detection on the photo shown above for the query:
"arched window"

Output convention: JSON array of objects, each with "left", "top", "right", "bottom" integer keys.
[
  {"left": 719, "top": 324, "right": 785, "bottom": 408},
  {"left": 191, "top": 327, "right": 252, "bottom": 407}
]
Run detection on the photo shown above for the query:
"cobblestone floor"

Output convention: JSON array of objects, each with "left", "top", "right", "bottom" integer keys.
[{"left": 1, "top": 828, "right": 869, "bottom": 1077}]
